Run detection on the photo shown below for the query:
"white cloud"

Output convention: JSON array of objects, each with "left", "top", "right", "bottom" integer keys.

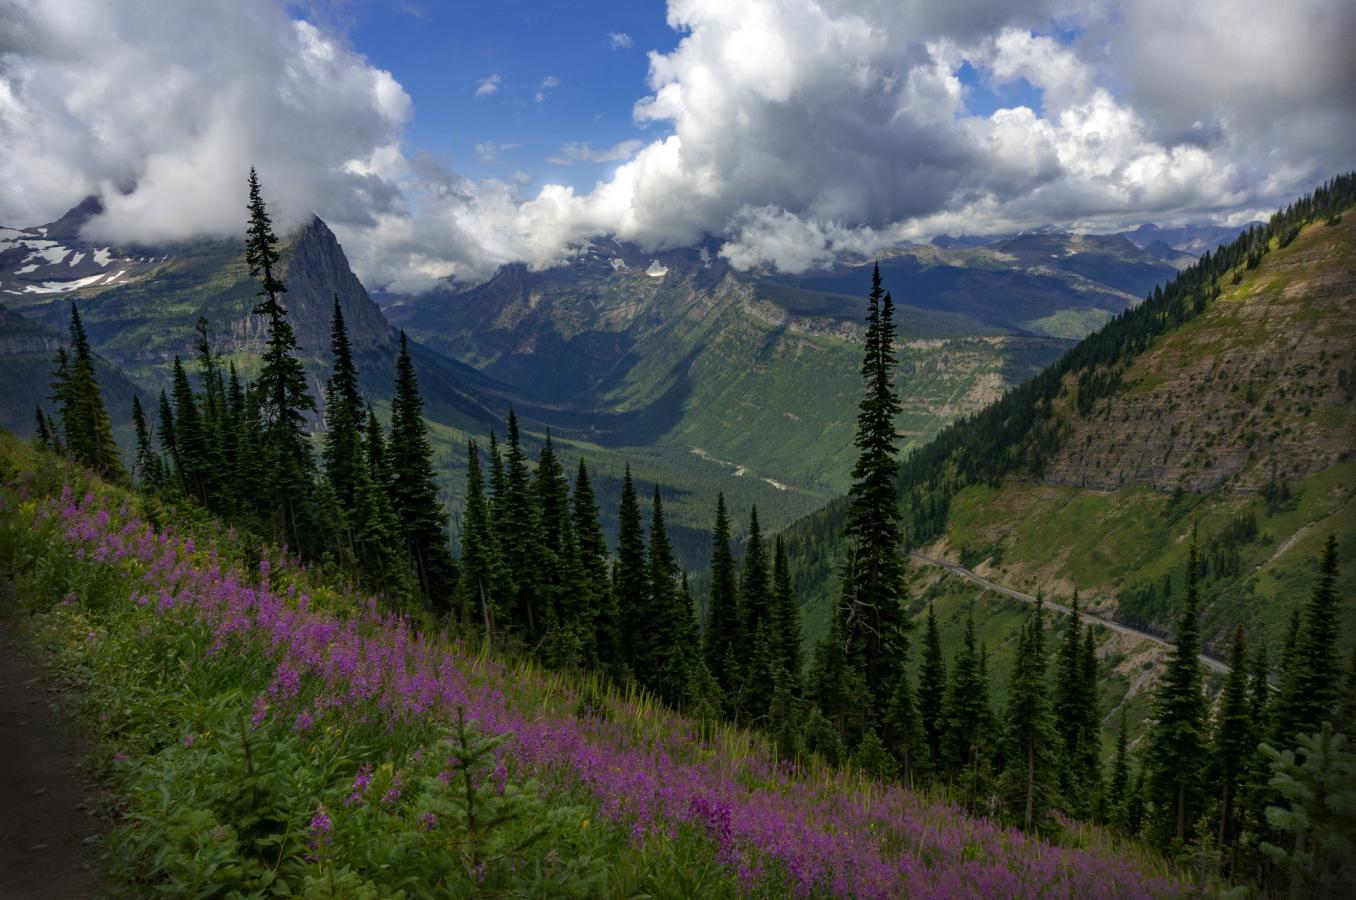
[
  {"left": 474, "top": 141, "right": 522, "bottom": 163},
  {"left": 474, "top": 74, "right": 502, "bottom": 97},
  {"left": 548, "top": 140, "right": 644, "bottom": 165},
  {"left": 2, "top": 0, "right": 1352, "bottom": 288},
  {"left": 607, "top": 32, "right": 634, "bottom": 49}
]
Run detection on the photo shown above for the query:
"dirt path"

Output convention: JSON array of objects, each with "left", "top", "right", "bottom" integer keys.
[
  {"left": 909, "top": 552, "right": 1232, "bottom": 675},
  {"left": 0, "top": 606, "right": 104, "bottom": 899}
]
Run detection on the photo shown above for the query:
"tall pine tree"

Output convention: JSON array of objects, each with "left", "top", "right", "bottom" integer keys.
[
  {"left": 839, "top": 264, "right": 906, "bottom": 716},
  {"left": 999, "top": 600, "right": 1059, "bottom": 832},
  {"left": 704, "top": 493, "right": 741, "bottom": 697},
  {"left": 388, "top": 331, "right": 456, "bottom": 606},
  {"left": 919, "top": 602, "right": 947, "bottom": 771},
  {"left": 1145, "top": 537, "right": 1208, "bottom": 847},
  {"left": 613, "top": 465, "right": 648, "bottom": 675}
]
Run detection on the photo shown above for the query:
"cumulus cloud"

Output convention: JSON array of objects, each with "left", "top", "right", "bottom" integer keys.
[
  {"left": 2, "top": 0, "right": 1352, "bottom": 287},
  {"left": 0, "top": 0, "right": 409, "bottom": 243},
  {"left": 547, "top": 140, "right": 644, "bottom": 165},
  {"left": 474, "top": 74, "right": 502, "bottom": 97},
  {"left": 607, "top": 32, "right": 634, "bottom": 49}
]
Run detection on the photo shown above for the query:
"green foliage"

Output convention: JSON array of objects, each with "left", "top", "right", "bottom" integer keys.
[
  {"left": 1260, "top": 725, "right": 1356, "bottom": 898},
  {"left": 997, "top": 600, "right": 1060, "bottom": 832}
]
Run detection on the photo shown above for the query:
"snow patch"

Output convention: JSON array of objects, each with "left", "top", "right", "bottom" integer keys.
[
  {"left": 764, "top": 478, "right": 788, "bottom": 491},
  {"left": 93, "top": 248, "right": 112, "bottom": 267},
  {"left": 16, "top": 263, "right": 38, "bottom": 274},
  {"left": 68, "top": 251, "right": 85, "bottom": 267},
  {"left": 645, "top": 260, "right": 669, "bottom": 278},
  {"left": 609, "top": 258, "right": 627, "bottom": 271},
  {"left": 103, "top": 270, "right": 127, "bottom": 284},
  {"left": 21, "top": 273, "right": 108, "bottom": 294}
]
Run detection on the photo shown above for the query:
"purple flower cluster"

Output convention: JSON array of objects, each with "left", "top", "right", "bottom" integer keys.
[{"left": 35, "top": 487, "right": 1187, "bottom": 899}]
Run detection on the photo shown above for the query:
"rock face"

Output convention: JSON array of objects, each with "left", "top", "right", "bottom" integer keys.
[
  {"left": 228, "top": 217, "right": 393, "bottom": 358},
  {"left": 1041, "top": 216, "right": 1356, "bottom": 495}
]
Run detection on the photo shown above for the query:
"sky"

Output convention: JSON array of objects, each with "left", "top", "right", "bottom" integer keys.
[{"left": 1, "top": 0, "right": 1353, "bottom": 291}]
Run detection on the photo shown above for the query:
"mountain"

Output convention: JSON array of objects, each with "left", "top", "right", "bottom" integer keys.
[{"left": 781, "top": 176, "right": 1356, "bottom": 758}]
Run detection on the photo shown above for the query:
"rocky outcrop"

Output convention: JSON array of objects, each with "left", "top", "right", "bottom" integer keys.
[{"left": 1041, "top": 217, "right": 1356, "bottom": 494}]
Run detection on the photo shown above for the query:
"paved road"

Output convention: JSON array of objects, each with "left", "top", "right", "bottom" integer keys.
[{"left": 909, "top": 552, "right": 1232, "bottom": 675}]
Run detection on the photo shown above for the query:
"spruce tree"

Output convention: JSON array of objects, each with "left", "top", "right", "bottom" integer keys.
[
  {"left": 130, "top": 396, "right": 162, "bottom": 490},
  {"left": 322, "top": 297, "right": 365, "bottom": 514},
  {"left": 171, "top": 355, "right": 209, "bottom": 504},
  {"left": 1277, "top": 536, "right": 1343, "bottom": 740},
  {"left": 642, "top": 486, "right": 689, "bottom": 705},
  {"left": 704, "top": 493, "right": 741, "bottom": 697},
  {"left": 771, "top": 536, "right": 802, "bottom": 692},
  {"left": 573, "top": 460, "right": 617, "bottom": 671},
  {"left": 157, "top": 390, "right": 180, "bottom": 492},
  {"left": 1054, "top": 594, "right": 1087, "bottom": 808},
  {"left": 1078, "top": 623, "right": 1102, "bottom": 815},
  {"left": 839, "top": 264, "right": 906, "bottom": 715},
  {"left": 884, "top": 667, "right": 929, "bottom": 787},
  {"left": 1145, "top": 537, "right": 1208, "bottom": 847},
  {"left": 388, "top": 331, "right": 456, "bottom": 607},
  {"left": 613, "top": 465, "right": 648, "bottom": 674},
  {"left": 53, "top": 304, "right": 127, "bottom": 483},
  {"left": 245, "top": 169, "right": 318, "bottom": 552},
  {"left": 458, "top": 440, "right": 502, "bottom": 640},
  {"left": 192, "top": 317, "right": 226, "bottom": 507},
  {"left": 999, "top": 600, "right": 1059, "bottom": 832},
  {"left": 1108, "top": 706, "right": 1131, "bottom": 829},
  {"left": 534, "top": 430, "right": 570, "bottom": 634},
  {"left": 738, "top": 506, "right": 773, "bottom": 662},
  {"left": 34, "top": 405, "right": 52, "bottom": 452},
  {"left": 808, "top": 616, "right": 871, "bottom": 749},
  {"left": 919, "top": 602, "right": 947, "bottom": 771},
  {"left": 1212, "top": 625, "right": 1254, "bottom": 849},
  {"left": 944, "top": 609, "right": 992, "bottom": 810},
  {"left": 496, "top": 409, "right": 542, "bottom": 636}
]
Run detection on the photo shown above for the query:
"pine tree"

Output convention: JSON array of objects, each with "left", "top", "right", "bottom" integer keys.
[
  {"left": 613, "top": 465, "right": 648, "bottom": 675},
  {"left": 157, "top": 390, "right": 180, "bottom": 492},
  {"left": 884, "top": 667, "right": 929, "bottom": 787},
  {"left": 322, "top": 297, "right": 365, "bottom": 514},
  {"left": 1145, "top": 537, "right": 1209, "bottom": 848},
  {"left": 497, "top": 410, "right": 543, "bottom": 636},
  {"left": 1340, "top": 648, "right": 1356, "bottom": 737},
  {"left": 1078, "top": 623, "right": 1102, "bottom": 815},
  {"left": 839, "top": 266, "right": 907, "bottom": 718},
  {"left": 458, "top": 440, "right": 502, "bottom": 640},
  {"left": 1054, "top": 594, "right": 1087, "bottom": 807},
  {"left": 771, "top": 536, "right": 802, "bottom": 693},
  {"left": 245, "top": 169, "right": 317, "bottom": 552},
  {"left": 999, "top": 600, "right": 1059, "bottom": 832},
  {"left": 919, "top": 602, "right": 947, "bottom": 771},
  {"left": 53, "top": 304, "right": 126, "bottom": 483},
  {"left": 944, "top": 609, "right": 992, "bottom": 811},
  {"left": 388, "top": 332, "right": 456, "bottom": 607},
  {"left": 533, "top": 430, "right": 570, "bottom": 634},
  {"left": 1258, "top": 725, "right": 1356, "bottom": 897},
  {"left": 767, "top": 674, "right": 803, "bottom": 761},
  {"left": 34, "top": 405, "right": 52, "bottom": 452},
  {"left": 573, "top": 460, "right": 617, "bottom": 671},
  {"left": 738, "top": 506, "right": 772, "bottom": 660},
  {"left": 191, "top": 317, "right": 226, "bottom": 507},
  {"left": 704, "top": 493, "right": 740, "bottom": 698},
  {"left": 171, "top": 356, "right": 209, "bottom": 504},
  {"left": 639, "top": 486, "right": 690, "bottom": 705},
  {"left": 854, "top": 729, "right": 898, "bottom": 781},
  {"left": 130, "top": 396, "right": 162, "bottom": 490},
  {"left": 808, "top": 616, "right": 871, "bottom": 749},
  {"left": 1108, "top": 706, "right": 1131, "bottom": 829},
  {"left": 1277, "top": 536, "right": 1343, "bottom": 741},
  {"left": 1212, "top": 625, "right": 1254, "bottom": 849}
]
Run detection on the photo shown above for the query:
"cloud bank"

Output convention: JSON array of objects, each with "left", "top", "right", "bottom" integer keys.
[{"left": 1, "top": 0, "right": 1353, "bottom": 289}]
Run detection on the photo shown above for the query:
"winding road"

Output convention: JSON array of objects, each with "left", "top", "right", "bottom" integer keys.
[{"left": 909, "top": 552, "right": 1232, "bottom": 675}]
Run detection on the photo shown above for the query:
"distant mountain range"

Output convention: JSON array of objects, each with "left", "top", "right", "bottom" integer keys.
[{"left": 0, "top": 196, "right": 1247, "bottom": 565}]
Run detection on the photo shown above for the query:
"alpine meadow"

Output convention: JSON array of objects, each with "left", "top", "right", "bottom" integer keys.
[{"left": 1, "top": 2, "right": 1354, "bottom": 898}]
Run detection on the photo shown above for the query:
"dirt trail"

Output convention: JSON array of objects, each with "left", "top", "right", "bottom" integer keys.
[
  {"left": 0, "top": 601, "right": 104, "bottom": 899},
  {"left": 909, "top": 552, "right": 1232, "bottom": 675}
]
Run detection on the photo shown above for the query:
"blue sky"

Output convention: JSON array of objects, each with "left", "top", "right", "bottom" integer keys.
[{"left": 346, "top": 1, "right": 677, "bottom": 189}]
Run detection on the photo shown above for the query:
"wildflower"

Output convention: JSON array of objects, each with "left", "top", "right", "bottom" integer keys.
[
  {"left": 182, "top": 732, "right": 195, "bottom": 748},
  {"left": 382, "top": 771, "right": 404, "bottom": 805},
  {"left": 346, "top": 763, "right": 373, "bottom": 807},
  {"left": 417, "top": 811, "right": 437, "bottom": 831}
]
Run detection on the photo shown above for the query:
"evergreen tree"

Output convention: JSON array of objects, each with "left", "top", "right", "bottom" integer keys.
[
  {"left": 348, "top": 435, "right": 404, "bottom": 594},
  {"left": 245, "top": 169, "right": 318, "bottom": 552},
  {"left": 1340, "top": 648, "right": 1356, "bottom": 736},
  {"left": 573, "top": 460, "right": 618, "bottom": 672},
  {"left": 884, "top": 667, "right": 929, "bottom": 787},
  {"left": 803, "top": 706, "right": 844, "bottom": 767},
  {"left": 34, "top": 405, "right": 52, "bottom": 452},
  {"left": 808, "top": 616, "right": 871, "bottom": 749},
  {"left": 534, "top": 430, "right": 570, "bottom": 634},
  {"left": 458, "top": 440, "right": 502, "bottom": 641},
  {"left": 943, "top": 609, "right": 992, "bottom": 811},
  {"left": 738, "top": 506, "right": 773, "bottom": 663},
  {"left": 1277, "top": 536, "right": 1343, "bottom": 741},
  {"left": 1054, "top": 594, "right": 1088, "bottom": 808},
  {"left": 498, "top": 410, "right": 543, "bottom": 636},
  {"left": 640, "top": 486, "right": 690, "bottom": 705},
  {"left": 1078, "top": 623, "right": 1102, "bottom": 814},
  {"left": 1211, "top": 625, "right": 1254, "bottom": 850},
  {"left": 1108, "top": 706, "right": 1131, "bottom": 829},
  {"left": 157, "top": 390, "right": 180, "bottom": 492},
  {"left": 704, "top": 493, "right": 740, "bottom": 697},
  {"left": 130, "top": 396, "right": 162, "bottom": 490},
  {"left": 191, "top": 317, "right": 226, "bottom": 507},
  {"left": 919, "top": 602, "right": 947, "bottom": 771},
  {"left": 171, "top": 355, "right": 209, "bottom": 504},
  {"left": 767, "top": 674, "right": 803, "bottom": 761},
  {"left": 999, "top": 600, "right": 1059, "bottom": 832},
  {"left": 1145, "top": 537, "right": 1209, "bottom": 848},
  {"left": 771, "top": 536, "right": 802, "bottom": 692},
  {"left": 388, "top": 332, "right": 456, "bottom": 607},
  {"left": 322, "top": 297, "right": 365, "bottom": 513},
  {"left": 839, "top": 265, "right": 907, "bottom": 714},
  {"left": 854, "top": 729, "right": 898, "bottom": 781},
  {"left": 1259, "top": 725, "right": 1356, "bottom": 898},
  {"left": 613, "top": 465, "right": 648, "bottom": 674},
  {"left": 53, "top": 304, "right": 126, "bottom": 483}
]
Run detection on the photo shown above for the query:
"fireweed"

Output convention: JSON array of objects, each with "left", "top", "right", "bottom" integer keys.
[{"left": 1, "top": 473, "right": 1189, "bottom": 898}]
